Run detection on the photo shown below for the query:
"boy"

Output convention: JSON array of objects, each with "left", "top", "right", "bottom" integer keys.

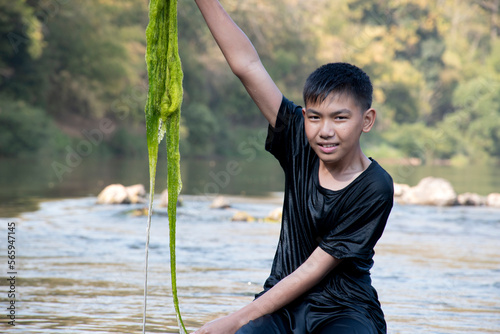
[{"left": 193, "top": 1, "right": 393, "bottom": 333}]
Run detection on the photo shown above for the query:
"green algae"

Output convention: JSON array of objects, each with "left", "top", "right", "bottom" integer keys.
[{"left": 143, "top": 0, "right": 186, "bottom": 333}]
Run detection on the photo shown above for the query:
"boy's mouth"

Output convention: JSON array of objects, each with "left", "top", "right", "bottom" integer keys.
[{"left": 318, "top": 143, "right": 339, "bottom": 153}]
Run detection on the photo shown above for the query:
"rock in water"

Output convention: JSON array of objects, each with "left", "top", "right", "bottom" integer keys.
[
  {"left": 97, "top": 184, "right": 128, "bottom": 204},
  {"left": 231, "top": 211, "right": 255, "bottom": 222},
  {"left": 210, "top": 195, "right": 231, "bottom": 209},
  {"left": 457, "top": 192, "right": 486, "bottom": 206},
  {"left": 265, "top": 207, "right": 283, "bottom": 222},
  {"left": 400, "top": 177, "right": 457, "bottom": 206},
  {"left": 126, "top": 184, "right": 146, "bottom": 204},
  {"left": 393, "top": 183, "right": 410, "bottom": 198},
  {"left": 486, "top": 193, "right": 500, "bottom": 207},
  {"left": 97, "top": 184, "right": 146, "bottom": 204},
  {"left": 159, "top": 189, "right": 183, "bottom": 207}
]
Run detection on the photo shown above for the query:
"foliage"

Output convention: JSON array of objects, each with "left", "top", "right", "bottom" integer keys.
[
  {"left": 0, "top": 0, "right": 499, "bottom": 162},
  {"left": 0, "top": 95, "right": 69, "bottom": 157},
  {"left": 0, "top": 0, "right": 44, "bottom": 72}
]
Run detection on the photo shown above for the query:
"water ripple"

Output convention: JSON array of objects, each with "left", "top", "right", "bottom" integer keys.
[{"left": 1, "top": 197, "right": 499, "bottom": 333}]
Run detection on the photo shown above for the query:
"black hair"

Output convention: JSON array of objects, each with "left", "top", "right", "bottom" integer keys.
[{"left": 303, "top": 62, "right": 373, "bottom": 111}]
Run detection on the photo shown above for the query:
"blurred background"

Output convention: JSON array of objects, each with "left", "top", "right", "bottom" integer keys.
[
  {"left": 0, "top": 1, "right": 499, "bottom": 333},
  {"left": 1, "top": 0, "right": 500, "bottom": 211}
]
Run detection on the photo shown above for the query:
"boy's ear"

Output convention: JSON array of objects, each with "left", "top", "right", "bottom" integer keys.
[
  {"left": 362, "top": 108, "right": 376, "bottom": 133},
  {"left": 302, "top": 108, "right": 306, "bottom": 116}
]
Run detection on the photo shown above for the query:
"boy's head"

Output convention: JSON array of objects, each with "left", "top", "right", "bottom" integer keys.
[
  {"left": 303, "top": 62, "right": 373, "bottom": 112},
  {"left": 301, "top": 63, "right": 376, "bottom": 168}
]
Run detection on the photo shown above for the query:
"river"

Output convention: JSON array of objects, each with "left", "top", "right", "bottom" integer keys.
[
  {"left": 0, "top": 194, "right": 499, "bottom": 333},
  {"left": 1, "top": 156, "right": 500, "bottom": 218},
  {"left": 0, "top": 157, "right": 499, "bottom": 333}
]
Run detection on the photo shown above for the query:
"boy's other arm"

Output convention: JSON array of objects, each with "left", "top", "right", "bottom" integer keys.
[
  {"left": 194, "top": 0, "right": 282, "bottom": 127},
  {"left": 193, "top": 247, "right": 342, "bottom": 334}
]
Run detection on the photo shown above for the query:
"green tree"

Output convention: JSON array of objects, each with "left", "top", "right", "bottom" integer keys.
[
  {"left": 1, "top": 0, "right": 499, "bottom": 162},
  {"left": 0, "top": 0, "right": 44, "bottom": 100},
  {"left": 0, "top": 95, "right": 68, "bottom": 157}
]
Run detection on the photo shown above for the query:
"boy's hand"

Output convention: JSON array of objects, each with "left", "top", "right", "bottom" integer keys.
[{"left": 193, "top": 314, "right": 243, "bottom": 334}]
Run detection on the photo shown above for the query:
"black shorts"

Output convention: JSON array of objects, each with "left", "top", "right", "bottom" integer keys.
[{"left": 236, "top": 313, "right": 376, "bottom": 334}]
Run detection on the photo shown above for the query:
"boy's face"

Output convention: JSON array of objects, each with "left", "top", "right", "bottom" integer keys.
[{"left": 302, "top": 93, "right": 375, "bottom": 168}]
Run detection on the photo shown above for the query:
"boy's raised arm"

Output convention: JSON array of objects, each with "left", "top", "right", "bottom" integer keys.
[{"left": 194, "top": 0, "right": 282, "bottom": 127}]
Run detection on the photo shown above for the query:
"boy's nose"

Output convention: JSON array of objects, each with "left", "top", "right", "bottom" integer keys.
[{"left": 319, "top": 121, "right": 335, "bottom": 138}]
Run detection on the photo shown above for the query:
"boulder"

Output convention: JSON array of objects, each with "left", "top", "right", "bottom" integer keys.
[
  {"left": 231, "top": 211, "right": 255, "bottom": 222},
  {"left": 457, "top": 192, "right": 486, "bottom": 206},
  {"left": 158, "top": 189, "right": 183, "bottom": 207},
  {"left": 159, "top": 189, "right": 168, "bottom": 207},
  {"left": 399, "top": 177, "right": 457, "bottom": 206},
  {"left": 265, "top": 207, "right": 282, "bottom": 222},
  {"left": 130, "top": 207, "right": 149, "bottom": 217},
  {"left": 486, "top": 193, "right": 500, "bottom": 207},
  {"left": 125, "top": 184, "right": 146, "bottom": 204},
  {"left": 97, "top": 184, "right": 128, "bottom": 204},
  {"left": 393, "top": 183, "right": 410, "bottom": 197},
  {"left": 97, "top": 184, "right": 146, "bottom": 204},
  {"left": 210, "top": 196, "right": 231, "bottom": 209}
]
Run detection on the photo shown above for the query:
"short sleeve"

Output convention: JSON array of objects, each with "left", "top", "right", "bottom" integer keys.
[
  {"left": 265, "top": 96, "right": 304, "bottom": 165},
  {"left": 319, "top": 198, "right": 392, "bottom": 261}
]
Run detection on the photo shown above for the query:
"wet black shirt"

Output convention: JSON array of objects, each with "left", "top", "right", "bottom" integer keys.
[{"left": 258, "top": 96, "right": 393, "bottom": 333}]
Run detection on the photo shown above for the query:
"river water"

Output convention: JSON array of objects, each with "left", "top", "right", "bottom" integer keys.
[
  {"left": 0, "top": 194, "right": 499, "bottom": 333},
  {"left": 1, "top": 156, "right": 500, "bottom": 218}
]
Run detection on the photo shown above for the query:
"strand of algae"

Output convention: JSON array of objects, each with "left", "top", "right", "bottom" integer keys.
[{"left": 143, "top": 0, "right": 186, "bottom": 333}]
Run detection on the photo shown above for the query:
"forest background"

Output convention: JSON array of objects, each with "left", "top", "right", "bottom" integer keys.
[{"left": 1, "top": 0, "right": 499, "bottom": 166}]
